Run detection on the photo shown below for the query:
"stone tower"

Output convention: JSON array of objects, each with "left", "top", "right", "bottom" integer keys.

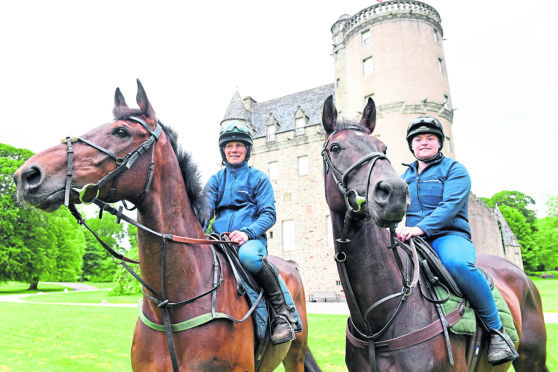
[
  {"left": 331, "top": 1, "right": 455, "bottom": 173},
  {"left": 218, "top": 1, "right": 523, "bottom": 299}
]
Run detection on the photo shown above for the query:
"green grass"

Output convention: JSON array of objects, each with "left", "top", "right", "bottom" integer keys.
[
  {"left": 531, "top": 277, "right": 558, "bottom": 312},
  {"left": 0, "top": 280, "right": 556, "bottom": 371}
]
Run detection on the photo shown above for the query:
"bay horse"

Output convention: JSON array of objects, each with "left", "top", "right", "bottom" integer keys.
[
  {"left": 13, "top": 80, "right": 320, "bottom": 372},
  {"left": 320, "top": 95, "right": 547, "bottom": 371}
]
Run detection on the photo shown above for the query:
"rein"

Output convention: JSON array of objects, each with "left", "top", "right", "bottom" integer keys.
[{"left": 62, "top": 117, "right": 257, "bottom": 372}]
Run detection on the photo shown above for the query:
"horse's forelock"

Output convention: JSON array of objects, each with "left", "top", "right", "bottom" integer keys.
[{"left": 334, "top": 119, "right": 371, "bottom": 134}]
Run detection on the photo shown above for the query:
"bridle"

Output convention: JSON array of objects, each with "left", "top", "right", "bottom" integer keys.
[
  {"left": 322, "top": 126, "right": 422, "bottom": 372},
  {"left": 63, "top": 115, "right": 162, "bottom": 209},
  {"left": 62, "top": 115, "right": 259, "bottom": 372},
  {"left": 321, "top": 126, "right": 388, "bottom": 243}
]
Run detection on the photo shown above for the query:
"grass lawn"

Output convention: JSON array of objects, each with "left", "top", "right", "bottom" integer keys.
[
  {"left": 531, "top": 277, "right": 558, "bottom": 312},
  {"left": 0, "top": 280, "right": 556, "bottom": 371}
]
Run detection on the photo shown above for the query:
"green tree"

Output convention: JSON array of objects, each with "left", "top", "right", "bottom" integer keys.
[
  {"left": 482, "top": 191, "right": 537, "bottom": 232},
  {"left": 0, "top": 143, "right": 86, "bottom": 288},
  {"left": 533, "top": 196, "right": 558, "bottom": 271},
  {"left": 81, "top": 213, "right": 128, "bottom": 281},
  {"left": 498, "top": 204, "right": 539, "bottom": 271}
]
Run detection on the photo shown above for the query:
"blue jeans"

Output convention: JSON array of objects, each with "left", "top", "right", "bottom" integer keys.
[
  {"left": 238, "top": 239, "right": 267, "bottom": 274},
  {"left": 431, "top": 235, "right": 502, "bottom": 330}
]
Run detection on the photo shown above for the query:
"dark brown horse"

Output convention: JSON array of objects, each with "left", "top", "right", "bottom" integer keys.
[
  {"left": 13, "top": 80, "right": 320, "bottom": 372},
  {"left": 320, "top": 95, "right": 547, "bottom": 371}
]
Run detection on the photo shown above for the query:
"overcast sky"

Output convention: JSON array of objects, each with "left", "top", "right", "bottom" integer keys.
[{"left": 2, "top": 0, "right": 556, "bottom": 216}]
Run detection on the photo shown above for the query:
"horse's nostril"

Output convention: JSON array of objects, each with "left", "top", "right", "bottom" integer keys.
[
  {"left": 21, "top": 166, "right": 43, "bottom": 192},
  {"left": 373, "top": 181, "right": 392, "bottom": 204}
]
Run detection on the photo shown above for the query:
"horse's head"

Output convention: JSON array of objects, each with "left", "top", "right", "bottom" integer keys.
[
  {"left": 14, "top": 80, "right": 164, "bottom": 212},
  {"left": 321, "top": 95, "right": 409, "bottom": 227}
]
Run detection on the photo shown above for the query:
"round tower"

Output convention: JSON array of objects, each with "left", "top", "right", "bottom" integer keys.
[{"left": 332, "top": 0, "right": 455, "bottom": 172}]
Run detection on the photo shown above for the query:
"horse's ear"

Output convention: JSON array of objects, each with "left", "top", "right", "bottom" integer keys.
[
  {"left": 360, "top": 97, "right": 376, "bottom": 134},
  {"left": 136, "top": 79, "right": 156, "bottom": 120},
  {"left": 114, "top": 88, "right": 128, "bottom": 108},
  {"left": 322, "top": 95, "right": 338, "bottom": 134}
]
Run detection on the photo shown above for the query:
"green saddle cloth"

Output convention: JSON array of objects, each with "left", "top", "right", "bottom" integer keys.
[{"left": 434, "top": 285, "right": 519, "bottom": 342}]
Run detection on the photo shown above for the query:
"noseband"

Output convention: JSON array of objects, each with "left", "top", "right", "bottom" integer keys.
[
  {"left": 321, "top": 126, "right": 388, "bottom": 243},
  {"left": 63, "top": 116, "right": 162, "bottom": 209}
]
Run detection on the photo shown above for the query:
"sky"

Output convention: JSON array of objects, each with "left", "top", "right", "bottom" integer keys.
[{"left": 1, "top": 0, "right": 557, "bottom": 217}]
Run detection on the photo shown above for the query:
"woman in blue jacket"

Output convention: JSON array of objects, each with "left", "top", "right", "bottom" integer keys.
[
  {"left": 204, "top": 122, "right": 296, "bottom": 345},
  {"left": 396, "top": 116, "right": 518, "bottom": 365}
]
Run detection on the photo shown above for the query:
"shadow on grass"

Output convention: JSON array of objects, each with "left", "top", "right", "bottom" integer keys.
[{"left": 0, "top": 282, "right": 71, "bottom": 294}]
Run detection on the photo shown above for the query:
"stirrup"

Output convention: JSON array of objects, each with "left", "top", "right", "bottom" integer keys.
[
  {"left": 487, "top": 328, "right": 519, "bottom": 366},
  {"left": 270, "top": 315, "right": 295, "bottom": 345}
]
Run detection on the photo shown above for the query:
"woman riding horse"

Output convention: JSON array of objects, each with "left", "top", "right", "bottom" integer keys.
[
  {"left": 395, "top": 115, "right": 519, "bottom": 365},
  {"left": 204, "top": 121, "right": 297, "bottom": 345}
]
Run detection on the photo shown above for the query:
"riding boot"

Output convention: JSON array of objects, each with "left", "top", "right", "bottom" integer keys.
[
  {"left": 487, "top": 327, "right": 519, "bottom": 365},
  {"left": 255, "top": 259, "right": 296, "bottom": 345}
]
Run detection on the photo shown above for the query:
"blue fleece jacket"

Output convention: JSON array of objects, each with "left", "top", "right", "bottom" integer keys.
[
  {"left": 204, "top": 162, "right": 276, "bottom": 243},
  {"left": 402, "top": 154, "right": 471, "bottom": 240}
]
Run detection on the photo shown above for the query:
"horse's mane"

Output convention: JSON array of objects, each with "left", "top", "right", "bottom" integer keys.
[{"left": 113, "top": 108, "right": 207, "bottom": 224}]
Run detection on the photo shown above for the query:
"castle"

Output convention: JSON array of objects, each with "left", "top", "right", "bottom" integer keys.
[{"left": 219, "top": 1, "right": 523, "bottom": 299}]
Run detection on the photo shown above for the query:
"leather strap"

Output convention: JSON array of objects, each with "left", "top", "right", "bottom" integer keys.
[{"left": 346, "top": 305, "right": 463, "bottom": 351}]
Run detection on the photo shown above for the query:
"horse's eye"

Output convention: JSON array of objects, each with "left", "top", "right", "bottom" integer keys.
[
  {"left": 112, "top": 128, "right": 130, "bottom": 138},
  {"left": 330, "top": 143, "right": 341, "bottom": 154}
]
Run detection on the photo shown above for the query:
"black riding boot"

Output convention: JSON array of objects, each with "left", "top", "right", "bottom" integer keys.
[
  {"left": 487, "top": 327, "right": 519, "bottom": 365},
  {"left": 255, "top": 259, "right": 296, "bottom": 345}
]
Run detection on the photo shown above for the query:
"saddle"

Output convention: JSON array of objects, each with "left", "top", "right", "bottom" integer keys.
[
  {"left": 412, "top": 236, "right": 518, "bottom": 370},
  {"left": 212, "top": 236, "right": 303, "bottom": 371}
]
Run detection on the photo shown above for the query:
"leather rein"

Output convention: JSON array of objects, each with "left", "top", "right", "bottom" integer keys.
[{"left": 62, "top": 116, "right": 258, "bottom": 372}]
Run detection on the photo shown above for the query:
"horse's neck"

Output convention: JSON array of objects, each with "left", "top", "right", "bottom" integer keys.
[
  {"left": 332, "top": 214, "right": 404, "bottom": 318},
  {"left": 136, "top": 149, "right": 208, "bottom": 305}
]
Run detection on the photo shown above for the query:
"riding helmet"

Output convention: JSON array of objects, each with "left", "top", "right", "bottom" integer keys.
[
  {"left": 218, "top": 122, "right": 254, "bottom": 162},
  {"left": 406, "top": 116, "right": 445, "bottom": 152}
]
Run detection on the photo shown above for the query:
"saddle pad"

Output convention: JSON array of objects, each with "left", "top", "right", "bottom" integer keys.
[{"left": 434, "top": 285, "right": 518, "bottom": 342}]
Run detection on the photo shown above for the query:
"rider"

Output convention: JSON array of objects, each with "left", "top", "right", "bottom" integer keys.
[
  {"left": 203, "top": 121, "right": 297, "bottom": 345},
  {"left": 395, "top": 116, "right": 519, "bottom": 366}
]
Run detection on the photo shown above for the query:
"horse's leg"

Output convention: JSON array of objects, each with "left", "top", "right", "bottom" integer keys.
[
  {"left": 270, "top": 257, "right": 315, "bottom": 372},
  {"left": 512, "top": 279, "right": 548, "bottom": 371}
]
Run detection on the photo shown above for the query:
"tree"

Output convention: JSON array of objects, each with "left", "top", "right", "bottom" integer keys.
[
  {"left": 482, "top": 190, "right": 540, "bottom": 270},
  {"left": 482, "top": 191, "right": 537, "bottom": 232},
  {"left": 0, "top": 143, "right": 86, "bottom": 288},
  {"left": 533, "top": 195, "right": 558, "bottom": 271},
  {"left": 81, "top": 213, "right": 129, "bottom": 281}
]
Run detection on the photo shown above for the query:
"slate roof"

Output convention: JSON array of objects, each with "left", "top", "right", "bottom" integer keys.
[{"left": 222, "top": 84, "right": 335, "bottom": 139}]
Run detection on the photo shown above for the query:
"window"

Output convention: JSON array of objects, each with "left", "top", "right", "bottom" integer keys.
[
  {"left": 443, "top": 94, "right": 450, "bottom": 110},
  {"left": 268, "top": 161, "right": 278, "bottom": 180},
  {"left": 434, "top": 29, "right": 439, "bottom": 42},
  {"left": 438, "top": 58, "right": 444, "bottom": 73},
  {"left": 336, "top": 78, "right": 341, "bottom": 89},
  {"left": 298, "top": 156, "right": 308, "bottom": 176},
  {"left": 445, "top": 136, "right": 452, "bottom": 153},
  {"left": 295, "top": 117, "right": 305, "bottom": 136},
  {"left": 267, "top": 125, "right": 276, "bottom": 142},
  {"left": 361, "top": 30, "right": 371, "bottom": 46},
  {"left": 363, "top": 56, "right": 374, "bottom": 76},
  {"left": 282, "top": 220, "right": 296, "bottom": 251}
]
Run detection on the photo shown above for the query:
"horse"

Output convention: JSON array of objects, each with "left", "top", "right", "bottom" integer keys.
[
  {"left": 320, "top": 95, "right": 548, "bottom": 371},
  {"left": 13, "top": 80, "right": 321, "bottom": 372}
]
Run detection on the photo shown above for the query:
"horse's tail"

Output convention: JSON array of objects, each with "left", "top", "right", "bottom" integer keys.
[{"left": 304, "top": 348, "right": 322, "bottom": 372}]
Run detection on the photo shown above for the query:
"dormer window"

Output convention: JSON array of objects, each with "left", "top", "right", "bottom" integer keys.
[
  {"left": 266, "top": 113, "right": 279, "bottom": 143},
  {"left": 294, "top": 106, "right": 308, "bottom": 136}
]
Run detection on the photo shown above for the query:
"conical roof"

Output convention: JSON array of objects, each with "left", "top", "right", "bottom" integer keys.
[{"left": 221, "top": 90, "right": 250, "bottom": 124}]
